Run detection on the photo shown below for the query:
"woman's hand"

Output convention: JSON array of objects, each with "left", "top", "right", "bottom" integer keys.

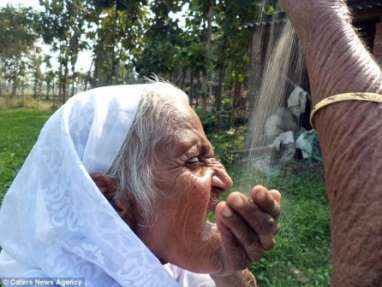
[
  {"left": 210, "top": 268, "right": 257, "bottom": 287},
  {"left": 213, "top": 185, "right": 281, "bottom": 276}
]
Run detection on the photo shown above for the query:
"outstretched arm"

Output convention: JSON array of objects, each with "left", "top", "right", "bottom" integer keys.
[{"left": 281, "top": 0, "right": 382, "bottom": 285}]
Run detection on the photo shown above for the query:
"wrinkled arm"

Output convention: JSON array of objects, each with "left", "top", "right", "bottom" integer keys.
[{"left": 281, "top": 0, "right": 382, "bottom": 285}]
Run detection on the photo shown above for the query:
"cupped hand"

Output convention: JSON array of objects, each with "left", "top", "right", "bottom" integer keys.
[{"left": 214, "top": 185, "right": 281, "bottom": 276}]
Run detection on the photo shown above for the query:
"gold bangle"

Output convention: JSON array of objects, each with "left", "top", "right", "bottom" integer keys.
[{"left": 310, "top": 92, "right": 382, "bottom": 128}]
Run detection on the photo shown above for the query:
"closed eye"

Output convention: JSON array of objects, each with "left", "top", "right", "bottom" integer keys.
[{"left": 186, "top": 156, "right": 202, "bottom": 167}]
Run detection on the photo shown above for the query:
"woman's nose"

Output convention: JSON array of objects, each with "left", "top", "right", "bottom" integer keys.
[{"left": 212, "top": 166, "right": 233, "bottom": 191}]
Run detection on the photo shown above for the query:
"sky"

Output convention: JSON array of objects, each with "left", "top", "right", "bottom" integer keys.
[
  {"left": 1, "top": 0, "right": 41, "bottom": 9},
  {"left": 1, "top": 0, "right": 93, "bottom": 72}
]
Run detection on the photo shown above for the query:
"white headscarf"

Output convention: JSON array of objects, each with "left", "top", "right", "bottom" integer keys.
[{"left": 0, "top": 83, "right": 181, "bottom": 287}]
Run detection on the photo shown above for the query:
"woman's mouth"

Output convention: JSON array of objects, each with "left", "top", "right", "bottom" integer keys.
[
  {"left": 202, "top": 220, "right": 219, "bottom": 241},
  {"left": 208, "top": 188, "right": 224, "bottom": 212},
  {"left": 208, "top": 196, "right": 220, "bottom": 212}
]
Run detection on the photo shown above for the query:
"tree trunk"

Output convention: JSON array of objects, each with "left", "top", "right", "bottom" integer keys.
[
  {"left": 45, "top": 80, "right": 50, "bottom": 100},
  {"left": 33, "top": 73, "right": 38, "bottom": 99},
  {"left": 86, "top": 61, "right": 93, "bottom": 90},
  {"left": 70, "top": 73, "right": 76, "bottom": 97},
  {"left": 38, "top": 80, "right": 42, "bottom": 101},
  {"left": 70, "top": 59, "right": 78, "bottom": 97},
  {"left": 51, "top": 81, "right": 55, "bottom": 100},
  {"left": 190, "top": 71, "right": 194, "bottom": 106},
  {"left": 111, "top": 3, "right": 119, "bottom": 84},
  {"left": 58, "top": 58, "right": 64, "bottom": 102},
  {"left": 230, "top": 81, "right": 241, "bottom": 126},
  {"left": 216, "top": 65, "right": 225, "bottom": 113},
  {"left": 180, "top": 71, "right": 186, "bottom": 90},
  {"left": 195, "top": 74, "right": 202, "bottom": 109},
  {"left": 62, "top": 55, "right": 69, "bottom": 103},
  {"left": 201, "top": 1, "right": 214, "bottom": 112},
  {"left": 201, "top": 71, "right": 208, "bottom": 111},
  {"left": 11, "top": 73, "right": 17, "bottom": 98}
]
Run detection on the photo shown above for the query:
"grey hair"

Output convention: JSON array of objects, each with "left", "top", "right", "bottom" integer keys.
[{"left": 108, "top": 82, "right": 189, "bottom": 221}]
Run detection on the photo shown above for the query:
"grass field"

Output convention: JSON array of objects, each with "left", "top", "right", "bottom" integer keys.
[
  {"left": 0, "top": 108, "right": 331, "bottom": 286},
  {"left": 0, "top": 108, "right": 51, "bottom": 202}
]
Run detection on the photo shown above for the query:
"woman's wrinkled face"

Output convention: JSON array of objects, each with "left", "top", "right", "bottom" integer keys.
[{"left": 136, "top": 105, "right": 233, "bottom": 273}]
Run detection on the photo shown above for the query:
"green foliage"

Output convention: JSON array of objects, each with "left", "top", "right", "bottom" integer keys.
[
  {"left": 201, "top": 120, "right": 247, "bottom": 167},
  {"left": 195, "top": 108, "right": 220, "bottom": 132},
  {"left": 0, "top": 6, "right": 37, "bottom": 58},
  {"left": 210, "top": 129, "right": 245, "bottom": 167},
  {"left": 0, "top": 108, "right": 51, "bottom": 202},
  {"left": 37, "top": 0, "right": 83, "bottom": 101},
  {"left": 134, "top": 1, "right": 185, "bottom": 77},
  {"left": 1, "top": 0, "right": 273, "bottom": 127},
  {"left": 91, "top": 0, "right": 149, "bottom": 86}
]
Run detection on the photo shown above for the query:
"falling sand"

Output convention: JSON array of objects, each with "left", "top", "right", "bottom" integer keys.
[{"left": 238, "top": 3, "right": 306, "bottom": 190}]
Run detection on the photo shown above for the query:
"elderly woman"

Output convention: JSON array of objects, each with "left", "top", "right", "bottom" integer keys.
[{"left": 0, "top": 82, "right": 280, "bottom": 287}]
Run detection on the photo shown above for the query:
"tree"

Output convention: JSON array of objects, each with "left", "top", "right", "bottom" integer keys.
[
  {"left": 214, "top": 0, "right": 263, "bottom": 122},
  {"left": 38, "top": 0, "right": 89, "bottom": 102},
  {"left": 43, "top": 55, "right": 55, "bottom": 100},
  {"left": 185, "top": 0, "right": 215, "bottom": 109},
  {"left": 29, "top": 47, "right": 44, "bottom": 99},
  {"left": 0, "top": 5, "right": 38, "bottom": 97},
  {"left": 90, "top": 0, "right": 148, "bottom": 87},
  {"left": 134, "top": 0, "right": 185, "bottom": 79}
]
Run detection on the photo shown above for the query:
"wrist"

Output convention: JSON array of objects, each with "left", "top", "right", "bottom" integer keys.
[{"left": 210, "top": 269, "right": 256, "bottom": 287}]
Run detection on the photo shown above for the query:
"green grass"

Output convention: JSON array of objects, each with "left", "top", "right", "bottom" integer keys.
[
  {"left": 0, "top": 108, "right": 330, "bottom": 286},
  {"left": 0, "top": 108, "right": 51, "bottom": 201}
]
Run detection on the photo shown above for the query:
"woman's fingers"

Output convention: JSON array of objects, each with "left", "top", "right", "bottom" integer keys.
[
  {"left": 269, "top": 189, "right": 282, "bottom": 204},
  {"left": 216, "top": 202, "right": 263, "bottom": 265},
  {"left": 251, "top": 186, "right": 281, "bottom": 219},
  {"left": 215, "top": 203, "right": 252, "bottom": 272},
  {"left": 214, "top": 186, "right": 280, "bottom": 274},
  {"left": 225, "top": 192, "right": 277, "bottom": 250}
]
